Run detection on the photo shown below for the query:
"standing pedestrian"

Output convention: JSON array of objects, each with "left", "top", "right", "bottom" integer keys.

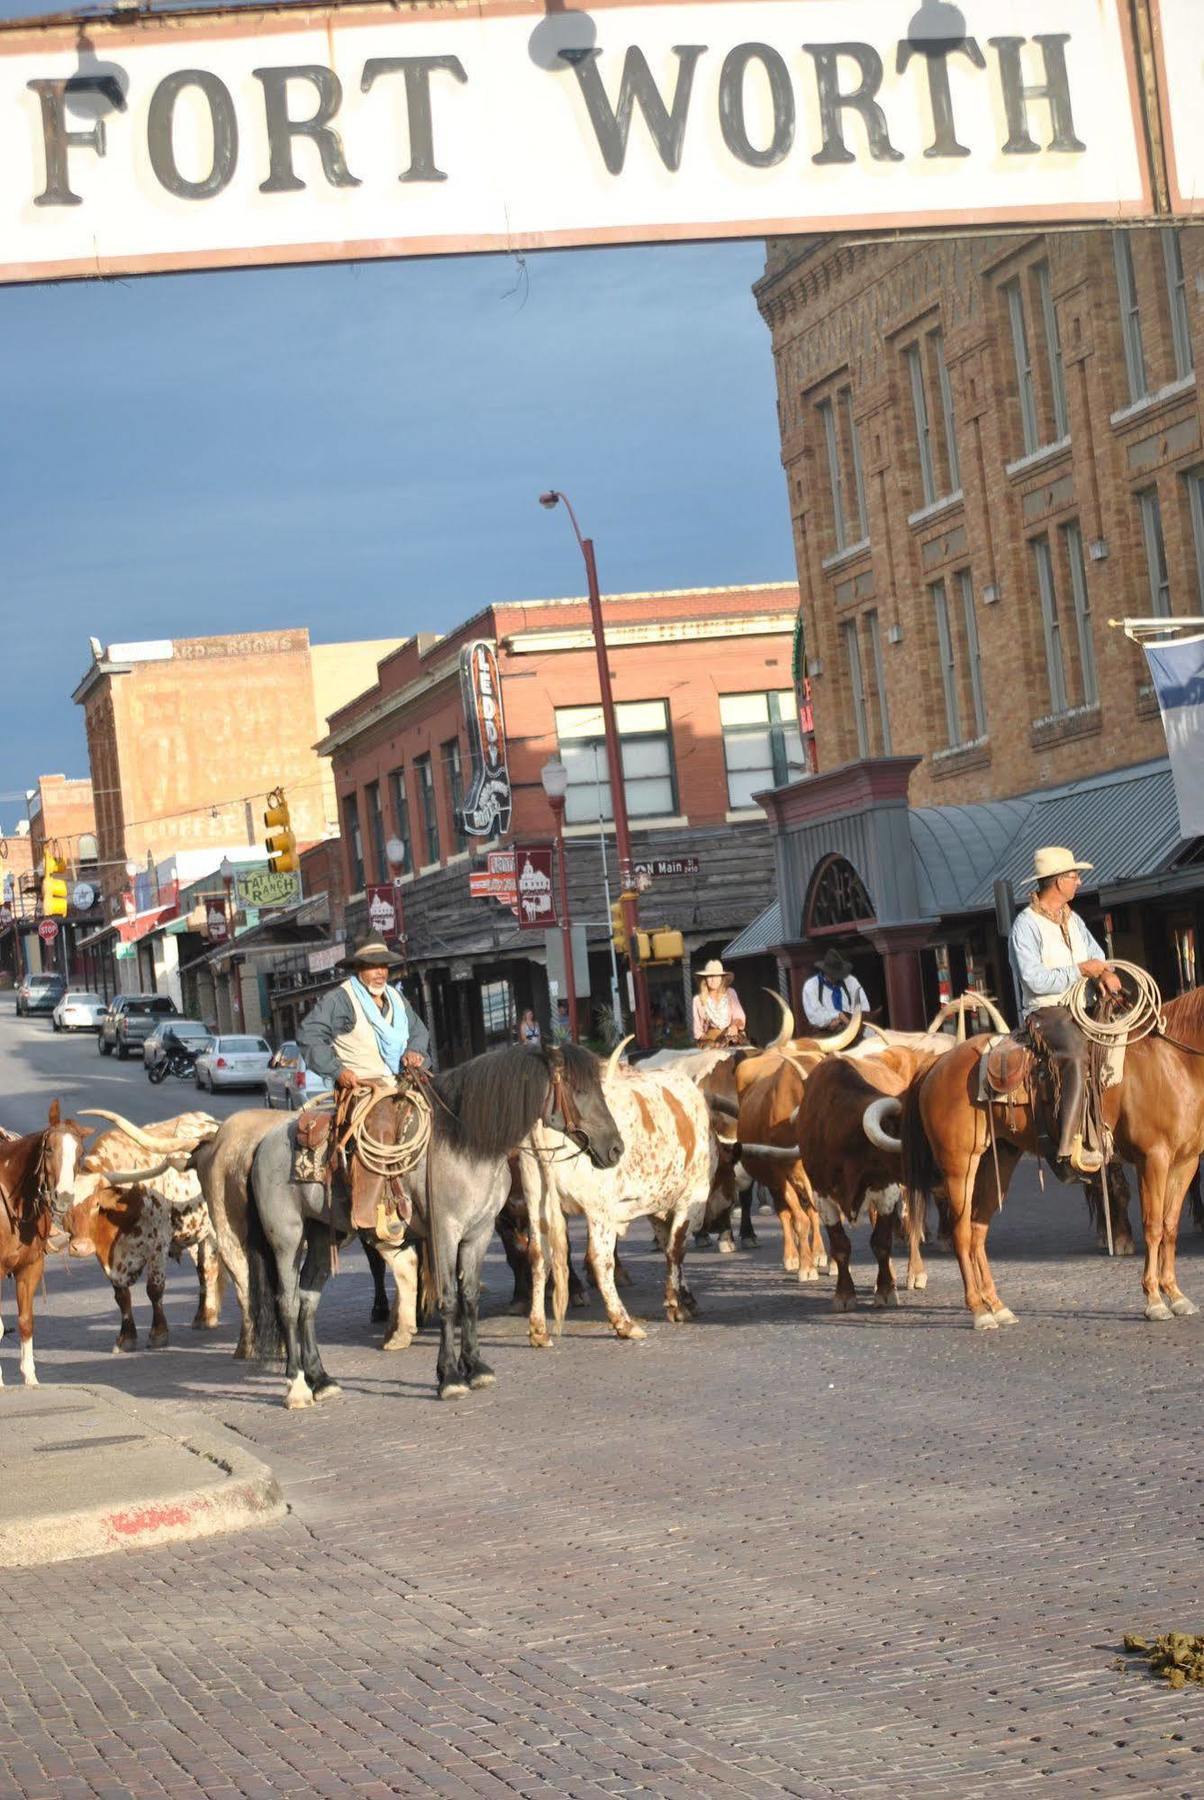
[{"left": 518, "top": 1007, "right": 542, "bottom": 1047}]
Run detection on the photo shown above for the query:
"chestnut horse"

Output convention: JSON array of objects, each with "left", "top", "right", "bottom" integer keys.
[
  {"left": 0, "top": 1103, "right": 91, "bottom": 1386},
  {"left": 892, "top": 989, "right": 1204, "bottom": 1329}
]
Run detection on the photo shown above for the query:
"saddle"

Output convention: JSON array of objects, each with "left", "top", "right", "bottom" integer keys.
[
  {"left": 980, "top": 1034, "right": 1034, "bottom": 1105},
  {"left": 291, "top": 1081, "right": 424, "bottom": 1240}
]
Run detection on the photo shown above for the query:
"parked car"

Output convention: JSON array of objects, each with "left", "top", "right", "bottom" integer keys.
[
  {"left": 264, "top": 1042, "right": 332, "bottom": 1111},
  {"left": 195, "top": 1033, "right": 273, "bottom": 1092},
  {"left": 144, "top": 1019, "right": 213, "bottom": 1079},
  {"left": 52, "top": 990, "right": 106, "bottom": 1032},
  {"left": 98, "top": 994, "right": 180, "bottom": 1059},
  {"left": 16, "top": 973, "right": 67, "bottom": 1017}
]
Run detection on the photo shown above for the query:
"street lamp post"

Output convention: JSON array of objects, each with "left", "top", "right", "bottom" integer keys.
[
  {"left": 539, "top": 489, "right": 654, "bottom": 1050},
  {"left": 219, "top": 855, "right": 242, "bottom": 1029},
  {"left": 540, "top": 756, "right": 578, "bottom": 1042}
]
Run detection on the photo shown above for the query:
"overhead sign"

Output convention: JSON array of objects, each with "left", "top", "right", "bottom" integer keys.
[
  {"left": 206, "top": 902, "right": 229, "bottom": 943},
  {"left": 0, "top": 1, "right": 1154, "bottom": 287},
  {"left": 469, "top": 871, "right": 518, "bottom": 900},
  {"left": 71, "top": 881, "right": 96, "bottom": 912},
  {"left": 1153, "top": 1, "right": 1204, "bottom": 215},
  {"left": 234, "top": 867, "right": 301, "bottom": 910},
  {"left": 515, "top": 846, "right": 557, "bottom": 930},
  {"left": 37, "top": 918, "right": 59, "bottom": 943},
  {"left": 458, "top": 641, "right": 511, "bottom": 838},
  {"left": 635, "top": 857, "right": 701, "bottom": 880}
]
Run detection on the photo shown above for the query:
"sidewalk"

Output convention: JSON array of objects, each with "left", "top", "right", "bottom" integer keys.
[{"left": 0, "top": 1384, "right": 284, "bottom": 1569}]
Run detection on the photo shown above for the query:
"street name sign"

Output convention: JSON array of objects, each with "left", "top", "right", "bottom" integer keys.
[
  {"left": 635, "top": 856, "right": 701, "bottom": 879},
  {"left": 0, "top": 0, "right": 1158, "bottom": 286}
]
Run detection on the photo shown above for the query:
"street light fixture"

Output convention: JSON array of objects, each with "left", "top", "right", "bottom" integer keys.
[
  {"left": 384, "top": 835, "right": 408, "bottom": 951},
  {"left": 538, "top": 488, "right": 654, "bottom": 1050},
  {"left": 540, "top": 756, "right": 578, "bottom": 1042}
]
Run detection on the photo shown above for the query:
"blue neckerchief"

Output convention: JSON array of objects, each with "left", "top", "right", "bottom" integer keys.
[
  {"left": 820, "top": 977, "right": 846, "bottom": 1011},
  {"left": 349, "top": 978, "right": 409, "bottom": 1073}
]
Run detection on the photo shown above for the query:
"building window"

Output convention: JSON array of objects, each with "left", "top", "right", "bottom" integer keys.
[
  {"left": 817, "top": 386, "right": 868, "bottom": 552},
  {"left": 1163, "top": 229, "right": 1194, "bottom": 382},
  {"left": 841, "top": 620, "right": 869, "bottom": 757},
  {"left": 931, "top": 578, "right": 963, "bottom": 747},
  {"left": 1061, "top": 521, "right": 1098, "bottom": 707},
  {"left": 1032, "top": 536, "right": 1069, "bottom": 716},
  {"left": 1138, "top": 488, "right": 1171, "bottom": 616},
  {"left": 480, "top": 978, "right": 515, "bottom": 1048},
  {"left": 1036, "top": 262, "right": 1070, "bottom": 440},
  {"left": 956, "top": 570, "right": 987, "bottom": 739},
  {"left": 1004, "top": 278, "right": 1039, "bottom": 454},
  {"left": 843, "top": 387, "right": 869, "bottom": 543},
  {"left": 556, "top": 700, "right": 676, "bottom": 825},
  {"left": 443, "top": 738, "right": 468, "bottom": 853},
  {"left": 1005, "top": 263, "right": 1068, "bottom": 454},
  {"left": 415, "top": 753, "right": 441, "bottom": 864},
  {"left": 387, "top": 768, "right": 413, "bottom": 875},
  {"left": 342, "top": 793, "right": 364, "bottom": 893},
  {"left": 364, "top": 780, "right": 387, "bottom": 885},
  {"left": 1186, "top": 468, "right": 1204, "bottom": 608},
  {"left": 1113, "top": 231, "right": 1148, "bottom": 403},
  {"left": 818, "top": 397, "right": 847, "bottom": 551},
  {"left": 866, "top": 610, "right": 892, "bottom": 755},
  {"left": 719, "top": 690, "right": 805, "bottom": 808},
  {"left": 904, "top": 327, "right": 958, "bottom": 508}
]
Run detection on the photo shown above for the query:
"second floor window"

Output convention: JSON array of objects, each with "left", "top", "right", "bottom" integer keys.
[
  {"left": 415, "top": 754, "right": 441, "bottom": 864},
  {"left": 1113, "top": 231, "right": 1148, "bottom": 404},
  {"left": 719, "top": 690, "right": 805, "bottom": 808},
  {"left": 387, "top": 768, "right": 413, "bottom": 875},
  {"left": 1030, "top": 523, "right": 1097, "bottom": 716},
  {"left": 365, "top": 780, "right": 387, "bottom": 885},
  {"left": 1163, "top": 229, "right": 1195, "bottom": 382},
  {"left": 1187, "top": 468, "right": 1204, "bottom": 609},
  {"left": 1139, "top": 488, "right": 1171, "bottom": 616},
  {"left": 904, "top": 326, "right": 959, "bottom": 509},
  {"left": 1004, "top": 262, "right": 1069, "bottom": 455},
  {"left": 817, "top": 386, "right": 868, "bottom": 553},
  {"left": 444, "top": 738, "right": 468, "bottom": 852},
  {"left": 343, "top": 793, "right": 364, "bottom": 893},
  {"left": 556, "top": 700, "right": 676, "bottom": 825}
]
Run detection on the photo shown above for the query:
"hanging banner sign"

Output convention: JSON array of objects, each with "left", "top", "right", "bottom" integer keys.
[
  {"left": 458, "top": 640, "right": 512, "bottom": 838},
  {"left": 206, "top": 902, "right": 229, "bottom": 943},
  {"left": 1152, "top": 1, "right": 1204, "bottom": 216},
  {"left": 515, "top": 846, "right": 557, "bottom": 930},
  {"left": 0, "top": 0, "right": 1153, "bottom": 287},
  {"left": 365, "top": 883, "right": 400, "bottom": 937},
  {"left": 1141, "top": 632, "right": 1204, "bottom": 837},
  {"left": 235, "top": 867, "right": 302, "bottom": 909}
]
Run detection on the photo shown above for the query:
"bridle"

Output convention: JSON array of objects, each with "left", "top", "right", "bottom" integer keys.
[
  {"left": 0, "top": 1129, "right": 60, "bottom": 1236},
  {"left": 538, "top": 1047, "right": 592, "bottom": 1161}
]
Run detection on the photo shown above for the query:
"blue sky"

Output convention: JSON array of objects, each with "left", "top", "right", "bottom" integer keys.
[{"left": 0, "top": 10, "right": 795, "bottom": 824}]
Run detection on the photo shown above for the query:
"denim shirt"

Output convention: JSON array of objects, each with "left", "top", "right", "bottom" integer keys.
[{"left": 1009, "top": 905, "right": 1105, "bottom": 1016}]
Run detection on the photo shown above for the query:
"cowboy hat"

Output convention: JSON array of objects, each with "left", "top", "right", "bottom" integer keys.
[
  {"left": 1023, "top": 846, "right": 1095, "bottom": 889},
  {"left": 819, "top": 948, "right": 852, "bottom": 981},
  {"left": 342, "top": 934, "right": 406, "bottom": 970},
  {"left": 696, "top": 958, "right": 735, "bottom": 988}
]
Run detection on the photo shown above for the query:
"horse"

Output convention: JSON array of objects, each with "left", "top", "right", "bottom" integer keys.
[
  {"left": 0, "top": 1103, "right": 91, "bottom": 1388},
  {"left": 891, "top": 988, "right": 1204, "bottom": 1328},
  {"left": 244, "top": 1042, "right": 624, "bottom": 1407}
]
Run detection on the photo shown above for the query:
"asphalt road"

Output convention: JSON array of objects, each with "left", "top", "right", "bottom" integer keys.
[{"left": 1, "top": 1004, "right": 1203, "bottom": 1798}]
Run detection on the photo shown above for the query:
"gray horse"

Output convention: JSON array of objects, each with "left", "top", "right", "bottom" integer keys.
[{"left": 245, "top": 1042, "right": 624, "bottom": 1407}]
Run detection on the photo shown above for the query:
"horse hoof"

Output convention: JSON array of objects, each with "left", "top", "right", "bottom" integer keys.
[
  {"left": 783, "top": 1258, "right": 800, "bottom": 1275},
  {"left": 113, "top": 1337, "right": 138, "bottom": 1355},
  {"left": 438, "top": 1382, "right": 470, "bottom": 1402},
  {"left": 382, "top": 1331, "right": 413, "bottom": 1352},
  {"left": 873, "top": 1289, "right": 899, "bottom": 1309},
  {"left": 618, "top": 1322, "right": 647, "bottom": 1341},
  {"left": 284, "top": 1380, "right": 314, "bottom": 1410},
  {"left": 469, "top": 1369, "right": 496, "bottom": 1390},
  {"left": 816, "top": 1255, "right": 831, "bottom": 1274},
  {"left": 907, "top": 1272, "right": 928, "bottom": 1291},
  {"left": 973, "top": 1312, "right": 999, "bottom": 1331},
  {"left": 370, "top": 1303, "right": 390, "bottom": 1324},
  {"left": 740, "top": 1233, "right": 759, "bottom": 1249},
  {"left": 798, "top": 1266, "right": 819, "bottom": 1284},
  {"left": 832, "top": 1294, "right": 857, "bottom": 1313},
  {"left": 313, "top": 1381, "right": 342, "bottom": 1404},
  {"left": 990, "top": 1305, "right": 1018, "bottom": 1325},
  {"left": 1113, "top": 1238, "right": 1137, "bottom": 1258},
  {"left": 717, "top": 1237, "right": 735, "bottom": 1255},
  {"left": 148, "top": 1331, "right": 169, "bottom": 1350},
  {"left": 1170, "top": 1295, "right": 1199, "bottom": 1317},
  {"left": 1145, "top": 1300, "right": 1174, "bottom": 1322}
]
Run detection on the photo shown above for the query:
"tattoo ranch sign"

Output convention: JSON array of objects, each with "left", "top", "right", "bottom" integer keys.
[{"left": 0, "top": 0, "right": 1158, "bottom": 285}]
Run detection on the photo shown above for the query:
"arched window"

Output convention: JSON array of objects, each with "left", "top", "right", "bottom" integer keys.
[{"left": 804, "top": 854, "right": 875, "bottom": 935}]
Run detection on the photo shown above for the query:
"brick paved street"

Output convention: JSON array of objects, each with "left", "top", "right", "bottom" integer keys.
[{"left": 2, "top": 1015, "right": 1203, "bottom": 1797}]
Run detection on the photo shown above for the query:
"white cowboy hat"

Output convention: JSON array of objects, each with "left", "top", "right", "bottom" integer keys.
[
  {"left": 696, "top": 958, "right": 735, "bottom": 988},
  {"left": 1023, "top": 845, "right": 1095, "bottom": 888}
]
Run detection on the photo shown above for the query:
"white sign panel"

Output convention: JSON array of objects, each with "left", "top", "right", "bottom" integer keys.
[
  {"left": 1153, "top": 0, "right": 1204, "bottom": 215},
  {"left": 0, "top": 0, "right": 1151, "bottom": 284}
]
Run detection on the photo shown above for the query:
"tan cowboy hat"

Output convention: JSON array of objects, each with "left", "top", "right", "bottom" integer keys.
[
  {"left": 342, "top": 934, "right": 406, "bottom": 970},
  {"left": 696, "top": 958, "right": 735, "bottom": 988},
  {"left": 1023, "top": 845, "right": 1095, "bottom": 889}
]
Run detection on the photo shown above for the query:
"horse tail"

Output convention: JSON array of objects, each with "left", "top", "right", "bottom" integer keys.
[
  {"left": 244, "top": 1173, "right": 284, "bottom": 1364},
  {"left": 901, "top": 1075, "right": 938, "bottom": 1265},
  {"left": 547, "top": 1172, "right": 570, "bottom": 1331}
]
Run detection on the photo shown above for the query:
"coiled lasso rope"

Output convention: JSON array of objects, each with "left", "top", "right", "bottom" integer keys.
[
  {"left": 1063, "top": 960, "right": 1165, "bottom": 1046},
  {"left": 303, "top": 1080, "right": 433, "bottom": 1179}
]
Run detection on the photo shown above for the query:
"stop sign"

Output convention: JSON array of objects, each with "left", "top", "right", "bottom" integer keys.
[{"left": 37, "top": 918, "right": 59, "bottom": 944}]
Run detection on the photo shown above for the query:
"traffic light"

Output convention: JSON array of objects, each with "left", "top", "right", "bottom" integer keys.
[
  {"left": 610, "top": 899, "right": 628, "bottom": 958},
  {"left": 264, "top": 788, "right": 297, "bottom": 873},
  {"left": 41, "top": 850, "right": 68, "bottom": 918},
  {"left": 649, "top": 928, "right": 684, "bottom": 963}
]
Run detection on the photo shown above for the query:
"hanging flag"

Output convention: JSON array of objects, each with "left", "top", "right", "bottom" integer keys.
[{"left": 1141, "top": 631, "right": 1204, "bottom": 837}]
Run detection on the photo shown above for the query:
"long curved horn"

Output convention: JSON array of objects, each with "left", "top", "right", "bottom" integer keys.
[
  {"left": 762, "top": 989, "right": 794, "bottom": 1050},
  {"left": 707, "top": 1094, "right": 740, "bottom": 1120},
  {"left": 739, "top": 1142, "right": 800, "bottom": 1163},
  {"left": 605, "top": 1035, "right": 634, "bottom": 1089},
  {"left": 864, "top": 1097, "right": 903, "bottom": 1152},
  {"left": 976, "top": 994, "right": 1010, "bottom": 1035},
  {"left": 812, "top": 1008, "right": 862, "bottom": 1055},
  {"left": 79, "top": 1110, "right": 215, "bottom": 1154},
  {"left": 103, "top": 1155, "right": 190, "bottom": 1186}
]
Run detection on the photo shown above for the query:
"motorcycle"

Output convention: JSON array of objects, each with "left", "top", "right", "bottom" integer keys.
[{"left": 147, "top": 1036, "right": 202, "bottom": 1084}]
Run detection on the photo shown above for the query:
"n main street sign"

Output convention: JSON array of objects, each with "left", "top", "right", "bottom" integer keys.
[{"left": 0, "top": 1, "right": 1166, "bottom": 286}]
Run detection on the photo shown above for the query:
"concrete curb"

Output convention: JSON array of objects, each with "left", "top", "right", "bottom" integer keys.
[{"left": 0, "top": 1384, "right": 286, "bottom": 1569}]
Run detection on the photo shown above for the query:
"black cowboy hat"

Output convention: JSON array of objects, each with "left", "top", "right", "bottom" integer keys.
[
  {"left": 342, "top": 934, "right": 406, "bottom": 971},
  {"left": 819, "top": 948, "right": 852, "bottom": 981}
]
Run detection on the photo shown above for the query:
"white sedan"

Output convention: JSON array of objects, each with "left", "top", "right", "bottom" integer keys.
[
  {"left": 194, "top": 1033, "right": 273, "bottom": 1092},
  {"left": 52, "top": 991, "right": 107, "bottom": 1033},
  {"left": 264, "top": 1042, "right": 332, "bottom": 1111}
]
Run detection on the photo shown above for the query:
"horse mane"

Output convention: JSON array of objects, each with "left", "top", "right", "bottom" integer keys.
[
  {"left": 431, "top": 1042, "right": 601, "bottom": 1160},
  {"left": 0, "top": 1130, "right": 47, "bottom": 1220},
  {"left": 1161, "top": 986, "right": 1204, "bottom": 1041}
]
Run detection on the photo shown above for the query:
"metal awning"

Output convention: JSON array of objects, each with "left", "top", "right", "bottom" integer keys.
[{"left": 724, "top": 900, "right": 782, "bottom": 961}]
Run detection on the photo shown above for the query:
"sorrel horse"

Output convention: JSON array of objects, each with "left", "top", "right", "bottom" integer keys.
[
  {"left": 0, "top": 1104, "right": 91, "bottom": 1387},
  {"left": 892, "top": 988, "right": 1204, "bottom": 1328},
  {"left": 244, "top": 1042, "right": 624, "bottom": 1407}
]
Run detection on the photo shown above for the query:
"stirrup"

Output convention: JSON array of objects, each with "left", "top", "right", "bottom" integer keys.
[
  {"left": 374, "top": 1202, "right": 407, "bottom": 1245},
  {"left": 1068, "top": 1135, "right": 1103, "bottom": 1175}
]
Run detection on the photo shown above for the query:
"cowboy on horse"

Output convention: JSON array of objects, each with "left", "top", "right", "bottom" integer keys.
[{"left": 1008, "top": 845, "right": 1123, "bottom": 1179}]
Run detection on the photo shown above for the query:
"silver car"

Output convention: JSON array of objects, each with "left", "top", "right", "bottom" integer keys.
[
  {"left": 52, "top": 990, "right": 106, "bottom": 1032},
  {"left": 194, "top": 1033, "right": 273, "bottom": 1092},
  {"left": 264, "top": 1042, "right": 332, "bottom": 1111}
]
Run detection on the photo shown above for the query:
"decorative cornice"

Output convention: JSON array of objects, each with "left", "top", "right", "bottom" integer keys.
[{"left": 755, "top": 757, "right": 922, "bottom": 831}]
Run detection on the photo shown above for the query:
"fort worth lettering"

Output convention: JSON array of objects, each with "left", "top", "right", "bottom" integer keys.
[{"left": 28, "top": 34, "right": 1085, "bottom": 206}]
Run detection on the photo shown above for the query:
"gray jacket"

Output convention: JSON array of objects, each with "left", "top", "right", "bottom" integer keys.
[{"left": 298, "top": 982, "right": 431, "bottom": 1080}]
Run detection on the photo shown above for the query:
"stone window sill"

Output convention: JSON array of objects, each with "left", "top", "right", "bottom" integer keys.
[
  {"left": 1110, "top": 373, "right": 1197, "bottom": 430},
  {"left": 907, "top": 490, "right": 963, "bottom": 530},
  {"left": 821, "top": 537, "right": 871, "bottom": 573},
  {"left": 1005, "top": 436, "right": 1071, "bottom": 480},
  {"left": 930, "top": 738, "right": 991, "bottom": 780},
  {"left": 725, "top": 807, "right": 766, "bottom": 823},
  {"left": 1029, "top": 704, "right": 1102, "bottom": 750}
]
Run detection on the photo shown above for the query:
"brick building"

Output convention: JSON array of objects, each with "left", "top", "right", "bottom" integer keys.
[
  {"left": 71, "top": 628, "right": 399, "bottom": 997},
  {"left": 26, "top": 773, "right": 102, "bottom": 983},
  {"left": 318, "top": 583, "right": 801, "bottom": 1062},
  {"left": 740, "top": 225, "right": 1204, "bottom": 1024},
  {"left": 0, "top": 822, "right": 34, "bottom": 985}
]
